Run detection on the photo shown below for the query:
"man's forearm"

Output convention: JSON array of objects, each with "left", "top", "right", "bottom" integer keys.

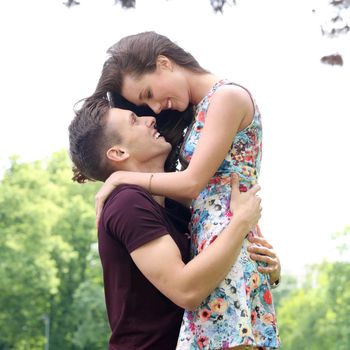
[{"left": 174, "top": 217, "right": 249, "bottom": 310}]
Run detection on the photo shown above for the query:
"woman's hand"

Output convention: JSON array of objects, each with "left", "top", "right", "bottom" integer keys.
[
  {"left": 247, "top": 226, "right": 281, "bottom": 285},
  {"left": 95, "top": 171, "right": 126, "bottom": 226}
]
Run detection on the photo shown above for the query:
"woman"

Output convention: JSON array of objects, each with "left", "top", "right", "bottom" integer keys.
[{"left": 93, "top": 31, "right": 280, "bottom": 349}]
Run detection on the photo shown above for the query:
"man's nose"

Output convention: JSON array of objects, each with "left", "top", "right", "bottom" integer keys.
[{"left": 145, "top": 116, "right": 156, "bottom": 128}]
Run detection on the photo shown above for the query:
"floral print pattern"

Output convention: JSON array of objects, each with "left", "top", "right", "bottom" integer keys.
[{"left": 176, "top": 80, "right": 280, "bottom": 349}]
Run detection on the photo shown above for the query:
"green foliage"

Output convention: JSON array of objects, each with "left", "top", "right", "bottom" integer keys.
[
  {"left": 272, "top": 274, "right": 298, "bottom": 310},
  {"left": 0, "top": 151, "right": 107, "bottom": 349},
  {"left": 72, "top": 281, "right": 109, "bottom": 349},
  {"left": 0, "top": 151, "right": 349, "bottom": 349},
  {"left": 276, "top": 228, "right": 350, "bottom": 350}
]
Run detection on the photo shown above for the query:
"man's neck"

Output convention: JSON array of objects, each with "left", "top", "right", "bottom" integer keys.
[
  {"left": 128, "top": 162, "right": 166, "bottom": 207},
  {"left": 152, "top": 194, "right": 165, "bottom": 207}
]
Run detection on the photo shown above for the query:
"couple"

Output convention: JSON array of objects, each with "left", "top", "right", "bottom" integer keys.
[{"left": 69, "top": 31, "right": 281, "bottom": 350}]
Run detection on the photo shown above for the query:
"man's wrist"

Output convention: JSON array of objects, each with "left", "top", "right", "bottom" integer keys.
[
  {"left": 270, "top": 276, "right": 281, "bottom": 289},
  {"left": 228, "top": 215, "right": 251, "bottom": 238}
]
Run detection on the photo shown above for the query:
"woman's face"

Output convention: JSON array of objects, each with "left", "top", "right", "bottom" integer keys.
[{"left": 121, "top": 56, "right": 191, "bottom": 114}]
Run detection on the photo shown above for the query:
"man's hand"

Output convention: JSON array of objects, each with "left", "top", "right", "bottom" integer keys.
[
  {"left": 229, "top": 173, "right": 262, "bottom": 234},
  {"left": 247, "top": 226, "right": 281, "bottom": 285}
]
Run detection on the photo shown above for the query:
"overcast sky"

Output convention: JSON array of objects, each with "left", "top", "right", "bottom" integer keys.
[{"left": 1, "top": 0, "right": 349, "bottom": 275}]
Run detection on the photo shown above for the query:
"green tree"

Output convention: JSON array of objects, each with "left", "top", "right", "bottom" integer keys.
[
  {"left": 271, "top": 273, "right": 298, "bottom": 310},
  {"left": 72, "top": 281, "right": 109, "bottom": 349},
  {"left": 277, "top": 227, "right": 350, "bottom": 350},
  {"left": 1, "top": 150, "right": 349, "bottom": 349},
  {"left": 0, "top": 151, "right": 109, "bottom": 349},
  {"left": 0, "top": 157, "right": 66, "bottom": 348}
]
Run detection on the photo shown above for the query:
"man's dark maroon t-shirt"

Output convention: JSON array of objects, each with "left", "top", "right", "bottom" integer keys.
[{"left": 98, "top": 184, "right": 191, "bottom": 350}]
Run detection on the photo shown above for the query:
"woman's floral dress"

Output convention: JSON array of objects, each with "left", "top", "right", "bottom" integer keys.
[{"left": 176, "top": 80, "right": 280, "bottom": 349}]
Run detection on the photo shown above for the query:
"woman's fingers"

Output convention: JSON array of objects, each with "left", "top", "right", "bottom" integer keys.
[
  {"left": 94, "top": 179, "right": 119, "bottom": 226},
  {"left": 95, "top": 197, "right": 103, "bottom": 227},
  {"left": 95, "top": 189, "right": 109, "bottom": 227}
]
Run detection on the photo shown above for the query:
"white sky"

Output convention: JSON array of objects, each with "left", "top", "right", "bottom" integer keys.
[{"left": 0, "top": 0, "right": 349, "bottom": 275}]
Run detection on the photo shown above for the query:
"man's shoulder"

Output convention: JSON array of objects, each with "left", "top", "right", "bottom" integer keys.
[
  {"left": 100, "top": 185, "right": 168, "bottom": 250},
  {"left": 106, "top": 184, "right": 154, "bottom": 207},
  {"left": 102, "top": 184, "right": 159, "bottom": 223}
]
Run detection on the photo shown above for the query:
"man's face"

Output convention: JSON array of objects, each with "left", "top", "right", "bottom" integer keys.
[{"left": 106, "top": 108, "right": 172, "bottom": 164}]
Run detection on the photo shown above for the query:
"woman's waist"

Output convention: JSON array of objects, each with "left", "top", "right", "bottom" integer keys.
[
  {"left": 195, "top": 173, "right": 257, "bottom": 201},
  {"left": 191, "top": 226, "right": 260, "bottom": 258}
]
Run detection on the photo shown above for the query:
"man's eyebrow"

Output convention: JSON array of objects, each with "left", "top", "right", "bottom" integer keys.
[{"left": 129, "top": 112, "right": 136, "bottom": 124}]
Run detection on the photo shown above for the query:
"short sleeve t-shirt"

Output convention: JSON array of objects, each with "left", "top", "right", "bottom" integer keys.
[{"left": 98, "top": 184, "right": 191, "bottom": 350}]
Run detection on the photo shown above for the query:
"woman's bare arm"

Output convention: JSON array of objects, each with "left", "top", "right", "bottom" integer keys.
[{"left": 96, "top": 85, "right": 254, "bottom": 220}]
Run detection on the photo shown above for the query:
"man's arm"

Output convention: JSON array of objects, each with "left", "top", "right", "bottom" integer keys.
[
  {"left": 248, "top": 232, "right": 281, "bottom": 285},
  {"left": 130, "top": 175, "right": 261, "bottom": 310}
]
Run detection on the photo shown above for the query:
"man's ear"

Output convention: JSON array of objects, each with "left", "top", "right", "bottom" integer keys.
[
  {"left": 106, "top": 146, "right": 130, "bottom": 163},
  {"left": 156, "top": 55, "right": 173, "bottom": 71}
]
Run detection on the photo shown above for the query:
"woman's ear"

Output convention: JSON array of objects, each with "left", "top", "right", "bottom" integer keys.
[
  {"left": 106, "top": 146, "right": 130, "bottom": 163},
  {"left": 157, "top": 55, "right": 173, "bottom": 71}
]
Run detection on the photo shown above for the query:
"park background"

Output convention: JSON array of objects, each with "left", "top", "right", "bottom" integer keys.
[{"left": 0, "top": 0, "right": 349, "bottom": 349}]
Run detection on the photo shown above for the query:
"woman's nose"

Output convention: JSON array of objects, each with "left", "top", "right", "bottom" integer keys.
[{"left": 149, "top": 102, "right": 162, "bottom": 114}]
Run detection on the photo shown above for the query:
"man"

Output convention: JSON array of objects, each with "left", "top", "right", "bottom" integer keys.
[{"left": 68, "top": 97, "right": 280, "bottom": 350}]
